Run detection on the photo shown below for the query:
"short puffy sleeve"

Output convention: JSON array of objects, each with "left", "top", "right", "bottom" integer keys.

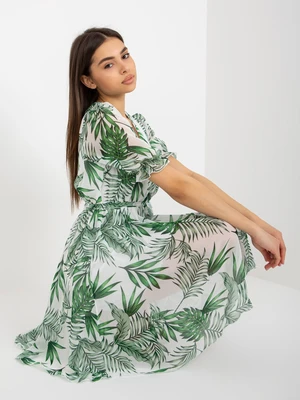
[
  {"left": 131, "top": 113, "right": 178, "bottom": 160},
  {"left": 80, "top": 104, "right": 172, "bottom": 183}
]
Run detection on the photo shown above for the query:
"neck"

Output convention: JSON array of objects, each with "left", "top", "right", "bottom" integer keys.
[{"left": 97, "top": 96, "right": 126, "bottom": 118}]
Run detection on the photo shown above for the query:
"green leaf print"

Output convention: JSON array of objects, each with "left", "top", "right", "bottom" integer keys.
[
  {"left": 50, "top": 260, "right": 66, "bottom": 306},
  {"left": 68, "top": 279, "right": 94, "bottom": 346},
  {"left": 83, "top": 158, "right": 104, "bottom": 190},
  {"left": 100, "top": 120, "right": 135, "bottom": 163},
  {"left": 236, "top": 228, "right": 256, "bottom": 273},
  {"left": 148, "top": 304, "right": 179, "bottom": 342},
  {"left": 121, "top": 286, "right": 147, "bottom": 316},
  {"left": 45, "top": 341, "right": 66, "bottom": 365},
  {"left": 202, "top": 283, "right": 228, "bottom": 314},
  {"left": 93, "top": 272, "right": 122, "bottom": 299},
  {"left": 92, "top": 208, "right": 148, "bottom": 261},
  {"left": 114, "top": 323, "right": 169, "bottom": 369},
  {"left": 84, "top": 311, "right": 100, "bottom": 341},
  {"left": 173, "top": 247, "right": 210, "bottom": 312},
  {"left": 207, "top": 240, "right": 235, "bottom": 275},
  {"left": 96, "top": 312, "right": 117, "bottom": 336},
  {"left": 14, "top": 102, "right": 257, "bottom": 382},
  {"left": 175, "top": 213, "right": 231, "bottom": 241},
  {"left": 123, "top": 258, "right": 173, "bottom": 290},
  {"left": 46, "top": 368, "right": 63, "bottom": 376},
  {"left": 232, "top": 251, "right": 247, "bottom": 284},
  {"left": 39, "top": 307, "right": 64, "bottom": 342},
  {"left": 220, "top": 262, "right": 254, "bottom": 326},
  {"left": 166, "top": 344, "right": 197, "bottom": 368},
  {"left": 68, "top": 337, "right": 137, "bottom": 379},
  {"left": 15, "top": 328, "right": 40, "bottom": 349},
  {"left": 149, "top": 213, "right": 230, "bottom": 238},
  {"left": 16, "top": 350, "right": 41, "bottom": 365},
  {"left": 169, "top": 307, "right": 225, "bottom": 347},
  {"left": 87, "top": 106, "right": 115, "bottom": 142}
]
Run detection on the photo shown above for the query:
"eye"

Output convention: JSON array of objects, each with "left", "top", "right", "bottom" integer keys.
[{"left": 104, "top": 53, "right": 130, "bottom": 69}]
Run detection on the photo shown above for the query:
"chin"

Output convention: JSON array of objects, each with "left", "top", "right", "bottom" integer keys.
[{"left": 124, "top": 85, "right": 136, "bottom": 93}]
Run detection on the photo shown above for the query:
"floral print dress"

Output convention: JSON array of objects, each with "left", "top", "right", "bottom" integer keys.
[{"left": 14, "top": 101, "right": 256, "bottom": 383}]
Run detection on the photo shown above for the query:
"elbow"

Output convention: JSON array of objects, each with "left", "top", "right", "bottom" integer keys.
[{"left": 171, "top": 174, "right": 194, "bottom": 201}]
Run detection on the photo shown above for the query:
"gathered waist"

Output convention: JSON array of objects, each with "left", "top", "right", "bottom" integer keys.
[{"left": 84, "top": 200, "right": 150, "bottom": 210}]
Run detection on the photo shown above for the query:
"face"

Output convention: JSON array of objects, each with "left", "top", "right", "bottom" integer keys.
[{"left": 81, "top": 37, "right": 137, "bottom": 101}]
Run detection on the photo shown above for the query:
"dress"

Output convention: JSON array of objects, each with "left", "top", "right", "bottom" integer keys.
[{"left": 14, "top": 101, "right": 257, "bottom": 383}]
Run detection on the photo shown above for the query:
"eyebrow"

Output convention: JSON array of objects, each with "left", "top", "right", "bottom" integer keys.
[{"left": 97, "top": 46, "right": 128, "bottom": 66}]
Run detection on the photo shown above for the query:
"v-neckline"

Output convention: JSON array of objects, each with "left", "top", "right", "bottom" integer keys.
[{"left": 94, "top": 101, "right": 148, "bottom": 143}]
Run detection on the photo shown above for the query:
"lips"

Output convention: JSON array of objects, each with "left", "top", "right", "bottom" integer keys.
[{"left": 123, "top": 74, "right": 134, "bottom": 83}]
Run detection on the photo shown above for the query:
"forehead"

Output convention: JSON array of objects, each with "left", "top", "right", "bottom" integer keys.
[{"left": 92, "top": 37, "right": 125, "bottom": 61}]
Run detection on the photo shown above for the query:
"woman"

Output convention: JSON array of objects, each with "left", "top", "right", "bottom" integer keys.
[{"left": 14, "top": 27, "right": 286, "bottom": 383}]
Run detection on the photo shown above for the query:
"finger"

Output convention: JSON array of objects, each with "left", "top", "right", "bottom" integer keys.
[
  {"left": 265, "top": 257, "right": 276, "bottom": 270},
  {"left": 277, "top": 238, "right": 285, "bottom": 264},
  {"left": 267, "top": 251, "right": 276, "bottom": 262},
  {"left": 280, "top": 240, "right": 286, "bottom": 264},
  {"left": 274, "top": 243, "right": 281, "bottom": 267},
  {"left": 266, "top": 260, "right": 277, "bottom": 270},
  {"left": 261, "top": 250, "right": 270, "bottom": 262},
  {"left": 265, "top": 262, "right": 274, "bottom": 270},
  {"left": 268, "top": 253, "right": 279, "bottom": 268},
  {"left": 276, "top": 242, "right": 284, "bottom": 265},
  {"left": 273, "top": 255, "right": 280, "bottom": 268}
]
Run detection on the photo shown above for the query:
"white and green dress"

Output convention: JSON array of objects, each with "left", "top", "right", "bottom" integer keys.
[{"left": 14, "top": 101, "right": 256, "bottom": 383}]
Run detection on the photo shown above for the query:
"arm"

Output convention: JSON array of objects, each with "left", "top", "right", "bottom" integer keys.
[
  {"left": 167, "top": 155, "right": 261, "bottom": 225},
  {"left": 191, "top": 170, "right": 285, "bottom": 260},
  {"left": 166, "top": 156, "right": 286, "bottom": 262},
  {"left": 149, "top": 163, "right": 259, "bottom": 237},
  {"left": 190, "top": 170, "right": 262, "bottom": 224}
]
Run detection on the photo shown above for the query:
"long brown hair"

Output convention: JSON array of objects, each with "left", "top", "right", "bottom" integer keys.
[{"left": 66, "top": 27, "right": 124, "bottom": 213}]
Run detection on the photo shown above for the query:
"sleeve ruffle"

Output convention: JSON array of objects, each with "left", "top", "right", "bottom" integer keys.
[
  {"left": 81, "top": 106, "right": 172, "bottom": 183},
  {"left": 135, "top": 148, "right": 171, "bottom": 182},
  {"left": 132, "top": 113, "right": 178, "bottom": 160}
]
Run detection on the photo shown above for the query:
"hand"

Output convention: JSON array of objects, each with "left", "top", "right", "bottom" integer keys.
[
  {"left": 250, "top": 227, "right": 281, "bottom": 271},
  {"left": 253, "top": 217, "right": 286, "bottom": 265}
]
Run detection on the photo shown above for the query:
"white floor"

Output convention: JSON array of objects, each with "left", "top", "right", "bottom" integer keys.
[{"left": 2, "top": 275, "right": 300, "bottom": 400}]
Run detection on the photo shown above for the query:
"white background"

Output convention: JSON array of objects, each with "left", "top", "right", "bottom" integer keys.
[{"left": 0, "top": 0, "right": 299, "bottom": 397}]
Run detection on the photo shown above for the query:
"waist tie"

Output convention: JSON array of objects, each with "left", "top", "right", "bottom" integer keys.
[{"left": 84, "top": 200, "right": 150, "bottom": 210}]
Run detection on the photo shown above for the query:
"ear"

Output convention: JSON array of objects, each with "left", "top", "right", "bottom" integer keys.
[{"left": 80, "top": 75, "right": 97, "bottom": 89}]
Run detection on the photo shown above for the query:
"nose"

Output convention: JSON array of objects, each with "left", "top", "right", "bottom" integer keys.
[{"left": 120, "top": 59, "right": 132, "bottom": 73}]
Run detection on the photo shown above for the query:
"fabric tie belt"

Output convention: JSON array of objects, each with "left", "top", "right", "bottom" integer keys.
[{"left": 84, "top": 200, "right": 150, "bottom": 210}]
